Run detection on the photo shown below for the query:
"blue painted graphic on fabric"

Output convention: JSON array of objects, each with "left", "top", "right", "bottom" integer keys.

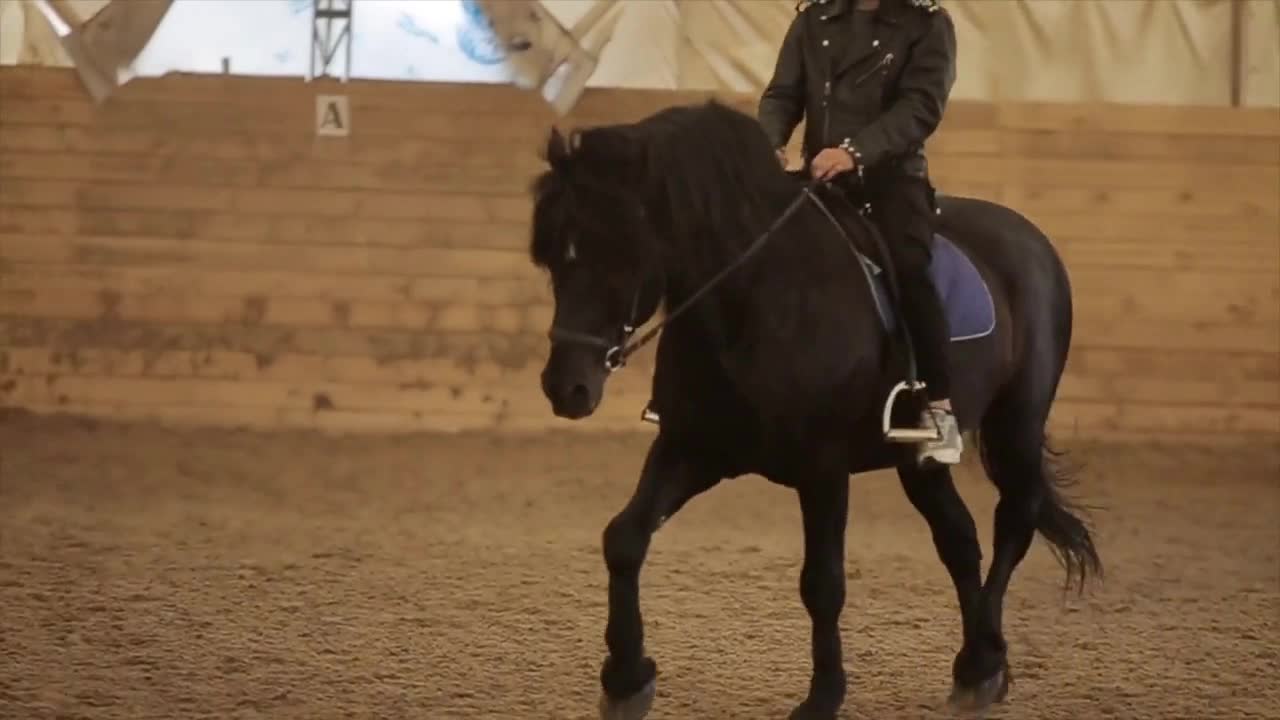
[
  {"left": 396, "top": 12, "right": 440, "bottom": 45},
  {"left": 457, "top": 0, "right": 507, "bottom": 65}
]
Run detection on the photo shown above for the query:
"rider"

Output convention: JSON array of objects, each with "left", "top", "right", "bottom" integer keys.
[{"left": 757, "top": 0, "right": 962, "bottom": 466}]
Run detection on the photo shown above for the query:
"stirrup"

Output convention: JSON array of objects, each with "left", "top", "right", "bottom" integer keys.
[
  {"left": 881, "top": 380, "right": 940, "bottom": 443},
  {"left": 641, "top": 405, "right": 661, "bottom": 425}
]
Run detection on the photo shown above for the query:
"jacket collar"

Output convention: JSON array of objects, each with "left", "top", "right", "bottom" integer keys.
[
  {"left": 812, "top": 0, "right": 906, "bottom": 25},
  {"left": 814, "top": 0, "right": 904, "bottom": 78}
]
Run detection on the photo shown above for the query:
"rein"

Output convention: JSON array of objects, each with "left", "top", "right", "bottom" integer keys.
[{"left": 550, "top": 177, "right": 830, "bottom": 372}]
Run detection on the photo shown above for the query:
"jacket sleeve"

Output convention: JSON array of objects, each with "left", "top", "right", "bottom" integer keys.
[
  {"left": 757, "top": 14, "right": 807, "bottom": 151},
  {"left": 849, "top": 8, "right": 956, "bottom": 168}
]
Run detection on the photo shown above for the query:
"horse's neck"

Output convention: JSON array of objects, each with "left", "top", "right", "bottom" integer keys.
[{"left": 656, "top": 204, "right": 883, "bottom": 367}]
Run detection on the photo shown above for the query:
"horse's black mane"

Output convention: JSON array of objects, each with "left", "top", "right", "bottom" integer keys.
[{"left": 529, "top": 100, "right": 804, "bottom": 281}]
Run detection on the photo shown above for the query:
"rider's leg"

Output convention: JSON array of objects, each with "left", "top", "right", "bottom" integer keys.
[{"left": 872, "top": 174, "right": 963, "bottom": 466}]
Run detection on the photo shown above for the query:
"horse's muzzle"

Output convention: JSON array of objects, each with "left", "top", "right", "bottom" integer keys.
[{"left": 540, "top": 365, "right": 601, "bottom": 420}]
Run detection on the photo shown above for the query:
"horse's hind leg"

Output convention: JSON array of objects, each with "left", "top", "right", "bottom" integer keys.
[
  {"left": 953, "top": 394, "right": 1102, "bottom": 712},
  {"left": 895, "top": 463, "right": 985, "bottom": 703},
  {"left": 598, "top": 433, "right": 720, "bottom": 720}
]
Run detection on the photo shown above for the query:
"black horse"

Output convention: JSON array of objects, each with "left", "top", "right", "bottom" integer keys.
[{"left": 529, "top": 100, "right": 1101, "bottom": 720}]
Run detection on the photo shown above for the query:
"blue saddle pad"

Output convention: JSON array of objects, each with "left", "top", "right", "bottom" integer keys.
[{"left": 859, "top": 233, "right": 996, "bottom": 342}]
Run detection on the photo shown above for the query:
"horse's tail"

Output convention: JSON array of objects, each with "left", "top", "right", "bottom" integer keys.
[
  {"left": 1030, "top": 438, "right": 1103, "bottom": 593},
  {"left": 971, "top": 427, "right": 1103, "bottom": 595}
]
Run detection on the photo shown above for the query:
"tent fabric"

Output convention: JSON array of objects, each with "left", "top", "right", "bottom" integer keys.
[{"left": 2, "top": 0, "right": 1277, "bottom": 107}]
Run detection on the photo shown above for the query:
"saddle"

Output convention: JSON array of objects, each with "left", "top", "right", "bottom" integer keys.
[{"left": 789, "top": 178, "right": 996, "bottom": 443}]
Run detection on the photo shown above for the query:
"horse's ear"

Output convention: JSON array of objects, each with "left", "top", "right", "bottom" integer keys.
[{"left": 545, "top": 126, "right": 569, "bottom": 169}]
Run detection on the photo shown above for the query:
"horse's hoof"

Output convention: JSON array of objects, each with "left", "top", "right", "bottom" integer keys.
[
  {"left": 947, "top": 666, "right": 1010, "bottom": 714},
  {"left": 598, "top": 677, "right": 656, "bottom": 720},
  {"left": 787, "top": 703, "right": 839, "bottom": 720}
]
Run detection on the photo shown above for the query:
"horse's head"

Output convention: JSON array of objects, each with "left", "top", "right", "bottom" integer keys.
[{"left": 529, "top": 125, "right": 664, "bottom": 420}]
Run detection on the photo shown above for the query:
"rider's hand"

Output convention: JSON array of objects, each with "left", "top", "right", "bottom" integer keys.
[{"left": 810, "top": 146, "right": 856, "bottom": 181}]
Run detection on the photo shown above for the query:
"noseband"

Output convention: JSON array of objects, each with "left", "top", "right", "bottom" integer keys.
[
  {"left": 547, "top": 285, "right": 644, "bottom": 372},
  {"left": 547, "top": 177, "right": 834, "bottom": 373}
]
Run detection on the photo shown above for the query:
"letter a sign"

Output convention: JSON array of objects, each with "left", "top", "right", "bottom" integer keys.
[{"left": 316, "top": 95, "right": 351, "bottom": 137}]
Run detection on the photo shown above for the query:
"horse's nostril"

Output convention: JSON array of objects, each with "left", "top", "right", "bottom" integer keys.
[{"left": 569, "top": 384, "right": 590, "bottom": 404}]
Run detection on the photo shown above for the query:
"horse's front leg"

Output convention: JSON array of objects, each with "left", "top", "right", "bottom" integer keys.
[
  {"left": 598, "top": 433, "right": 720, "bottom": 720},
  {"left": 789, "top": 468, "right": 851, "bottom": 720},
  {"left": 897, "top": 463, "right": 987, "bottom": 706}
]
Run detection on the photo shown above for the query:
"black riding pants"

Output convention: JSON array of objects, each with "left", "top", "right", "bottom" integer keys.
[{"left": 861, "top": 173, "right": 952, "bottom": 401}]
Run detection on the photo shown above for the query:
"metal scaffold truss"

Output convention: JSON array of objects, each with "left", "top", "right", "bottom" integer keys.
[{"left": 308, "top": 0, "right": 353, "bottom": 82}]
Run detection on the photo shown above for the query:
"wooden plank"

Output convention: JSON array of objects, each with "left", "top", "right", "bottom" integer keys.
[
  {"left": 0, "top": 150, "right": 543, "bottom": 196},
  {"left": 7, "top": 396, "right": 1267, "bottom": 441},
  {"left": 1054, "top": 237, "right": 1280, "bottom": 274},
  {"left": 5, "top": 252, "right": 1275, "bottom": 331},
  {"left": 1002, "top": 128, "right": 1280, "bottom": 166},
  {"left": 1, "top": 346, "right": 1267, "bottom": 393},
  {"left": 1069, "top": 268, "right": 1280, "bottom": 324},
  {"left": 0, "top": 66, "right": 752, "bottom": 120},
  {"left": 0, "top": 123, "right": 536, "bottom": 165},
  {"left": 5, "top": 383, "right": 1273, "bottom": 441},
  {"left": 1075, "top": 316, "right": 1279, "bottom": 354},
  {"left": 0, "top": 180, "right": 533, "bottom": 223},
  {"left": 0, "top": 208, "right": 530, "bottom": 251},
  {"left": 3, "top": 400, "right": 655, "bottom": 436},
  {"left": 1, "top": 273, "right": 1275, "bottom": 349},
  {"left": 5, "top": 68, "right": 1274, "bottom": 141},
  {"left": 0, "top": 147, "right": 1007, "bottom": 198},
  {"left": 1065, "top": 346, "right": 1279, "bottom": 383},
  {"left": 5, "top": 344, "right": 1272, "bottom": 417},
  {"left": 0, "top": 122, "right": 1002, "bottom": 167},
  {"left": 0, "top": 372, "right": 654, "bottom": 425},
  {"left": 1003, "top": 184, "right": 1280, "bottom": 219},
  {"left": 1000, "top": 157, "right": 1280, "bottom": 199},
  {"left": 27, "top": 189, "right": 1270, "bottom": 254},
  {"left": 1068, "top": 266, "right": 1280, "bottom": 299},
  {"left": 0, "top": 345, "right": 654, "bottom": 389},
  {"left": 0, "top": 207, "right": 78, "bottom": 236},
  {"left": 2, "top": 401, "right": 495, "bottom": 435},
  {"left": 0, "top": 97, "right": 545, "bottom": 142},
  {"left": 1048, "top": 399, "right": 1280, "bottom": 437},
  {"left": 997, "top": 102, "right": 1280, "bottom": 138},
  {"left": 1025, "top": 211, "right": 1280, "bottom": 244},
  {"left": 0, "top": 372, "right": 540, "bottom": 415},
  {"left": 1058, "top": 371, "right": 1278, "bottom": 409},
  {"left": 2, "top": 235, "right": 537, "bottom": 279},
  {"left": 0, "top": 95, "right": 699, "bottom": 146},
  {"left": 0, "top": 347, "right": 528, "bottom": 387},
  {"left": 0, "top": 288, "right": 551, "bottom": 334},
  {"left": 0, "top": 66, "right": 998, "bottom": 129},
  {"left": 0, "top": 263, "right": 548, "bottom": 305},
  {"left": 0, "top": 316, "right": 558, "bottom": 367},
  {"left": 0, "top": 179, "right": 81, "bottom": 209}
]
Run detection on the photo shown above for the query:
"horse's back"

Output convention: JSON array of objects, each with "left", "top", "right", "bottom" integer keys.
[{"left": 934, "top": 194, "right": 1070, "bottom": 296}]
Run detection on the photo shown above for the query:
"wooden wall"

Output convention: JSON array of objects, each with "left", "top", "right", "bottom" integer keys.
[{"left": 1, "top": 67, "right": 1277, "bottom": 443}]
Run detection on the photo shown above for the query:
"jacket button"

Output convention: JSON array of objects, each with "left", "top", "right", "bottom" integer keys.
[
  {"left": 872, "top": 39, "right": 880, "bottom": 47},
  {"left": 822, "top": 39, "right": 830, "bottom": 47}
]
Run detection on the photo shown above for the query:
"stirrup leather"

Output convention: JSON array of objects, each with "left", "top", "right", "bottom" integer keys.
[{"left": 881, "top": 380, "right": 941, "bottom": 443}]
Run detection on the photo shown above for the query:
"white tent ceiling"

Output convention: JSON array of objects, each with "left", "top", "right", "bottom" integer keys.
[{"left": 2, "top": 0, "right": 1278, "bottom": 107}]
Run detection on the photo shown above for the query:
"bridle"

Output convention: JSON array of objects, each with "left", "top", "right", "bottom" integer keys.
[
  {"left": 546, "top": 284, "right": 645, "bottom": 372},
  {"left": 548, "top": 177, "right": 831, "bottom": 373}
]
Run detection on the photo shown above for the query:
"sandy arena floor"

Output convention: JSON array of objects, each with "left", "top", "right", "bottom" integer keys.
[{"left": 1, "top": 412, "right": 1277, "bottom": 720}]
